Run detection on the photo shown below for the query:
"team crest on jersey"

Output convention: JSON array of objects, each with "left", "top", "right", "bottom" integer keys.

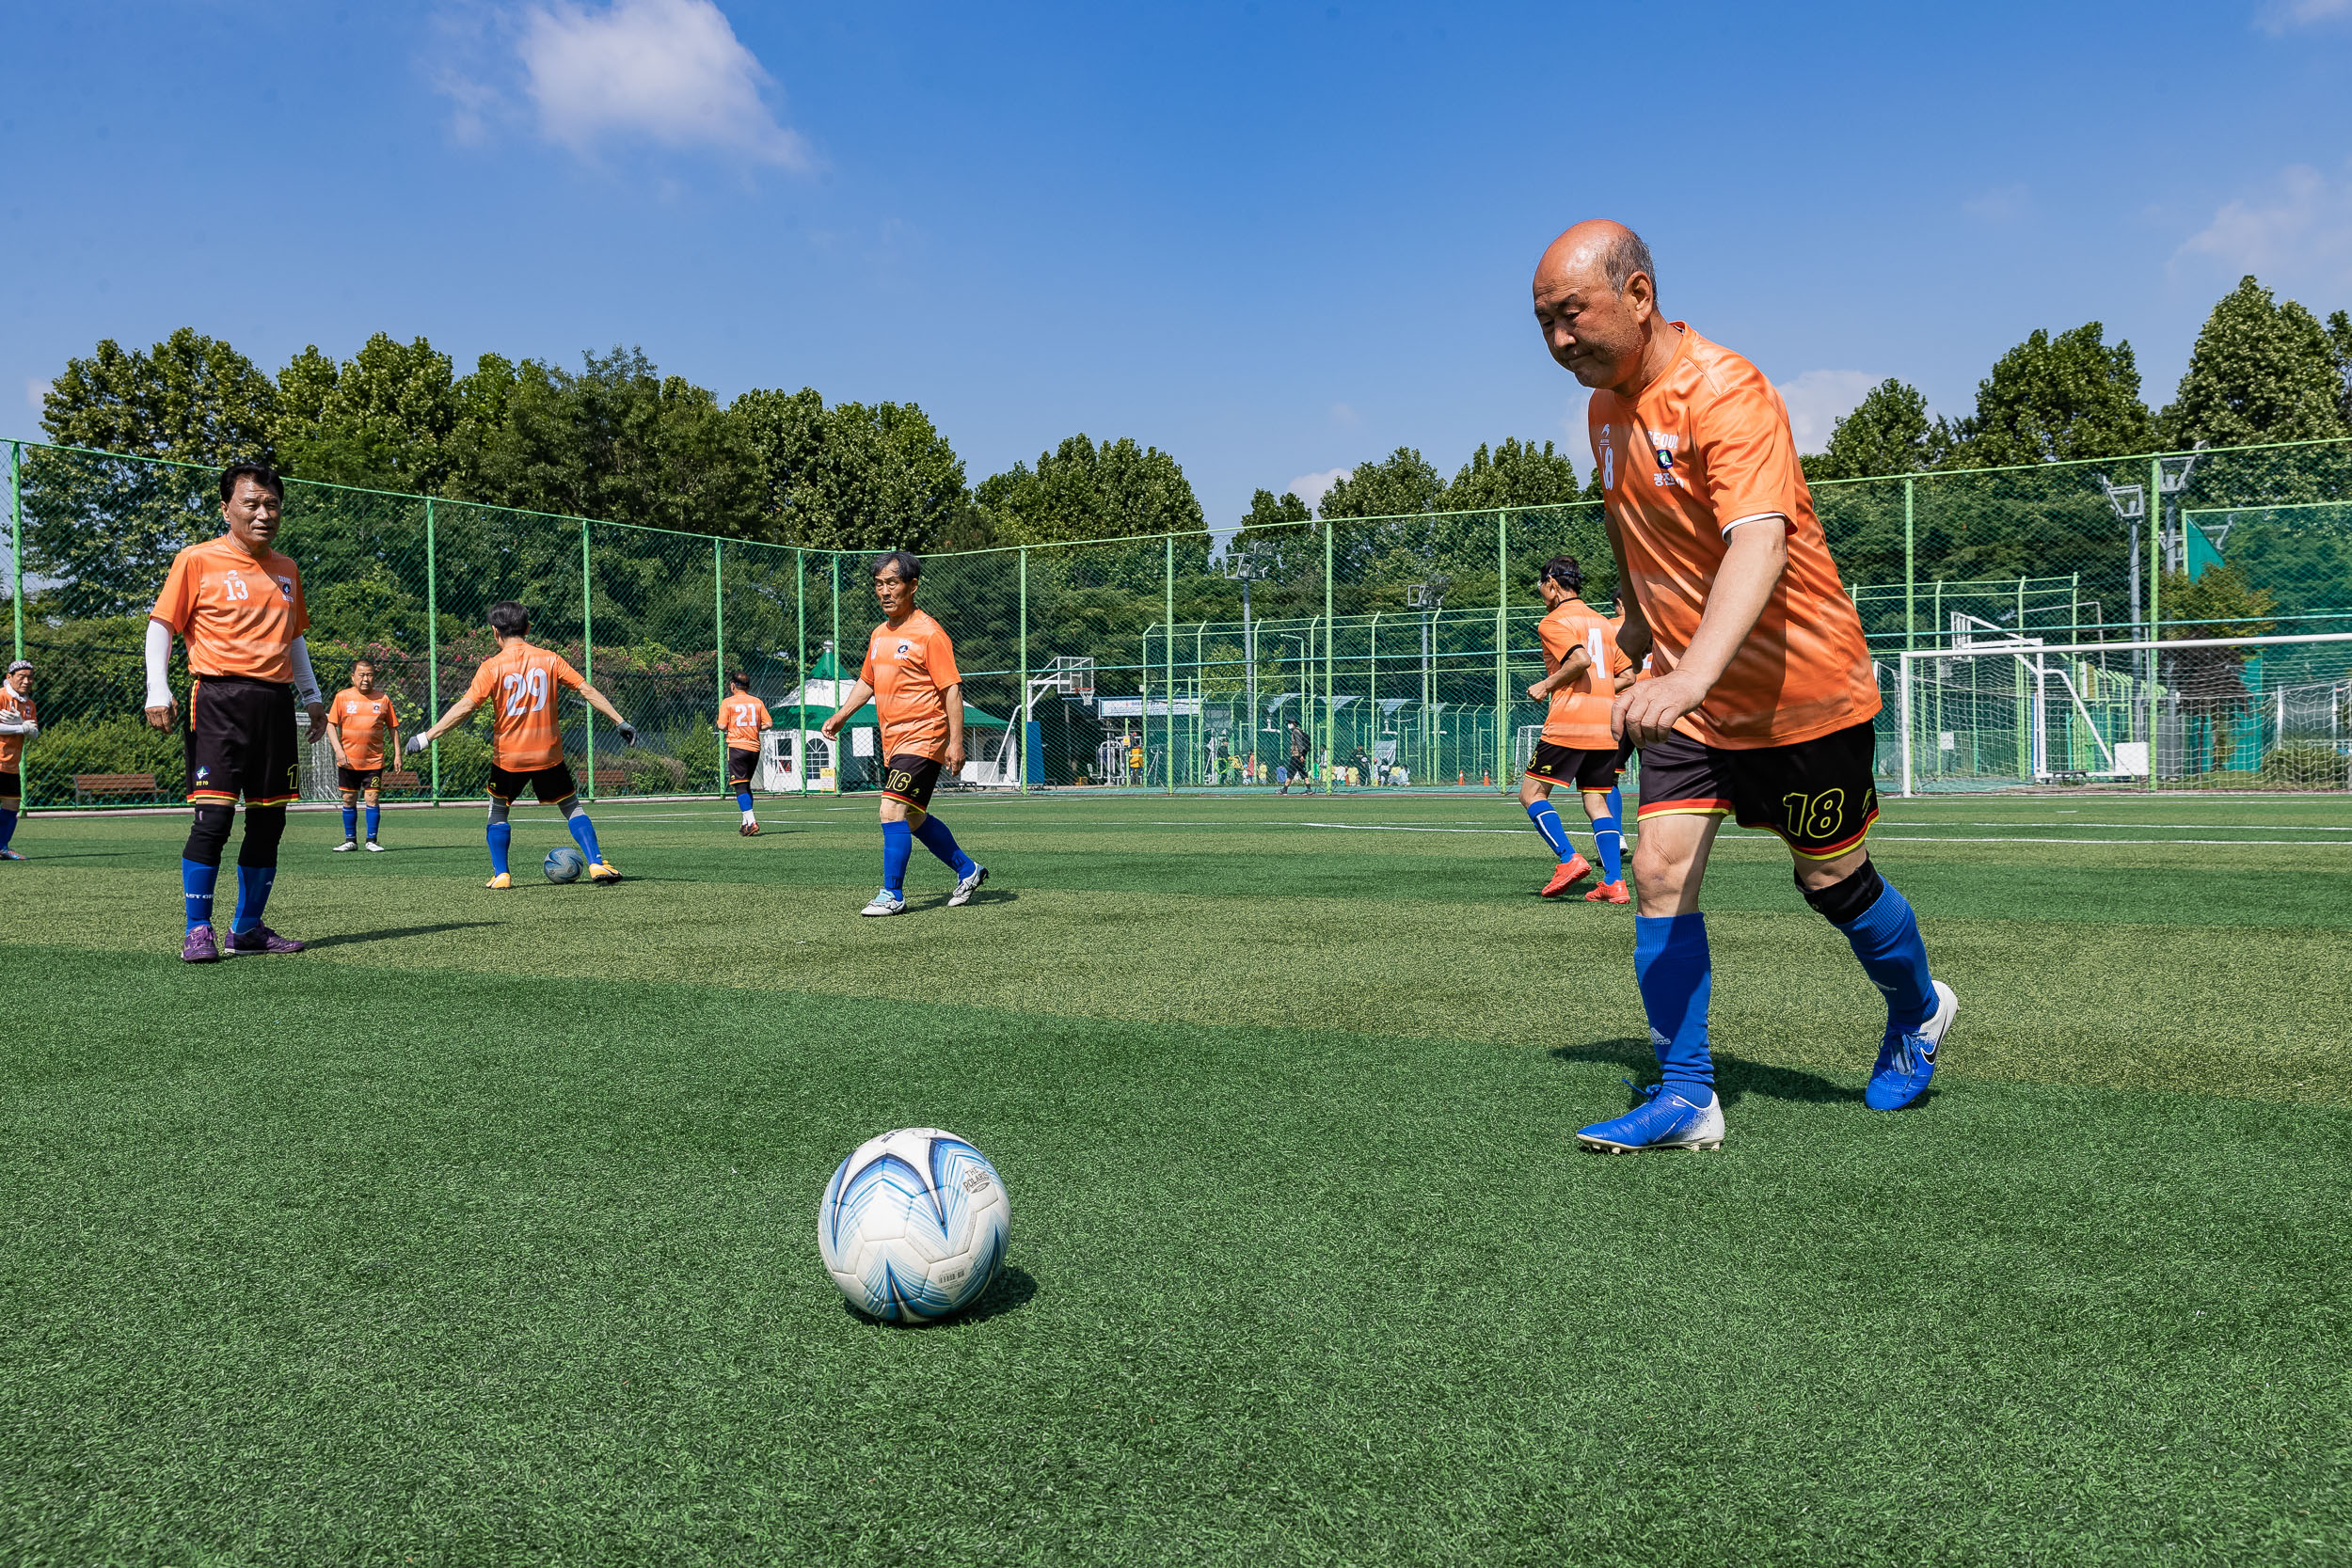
[
  {"left": 275, "top": 576, "right": 294, "bottom": 600},
  {"left": 1649, "top": 432, "right": 1678, "bottom": 470},
  {"left": 895, "top": 641, "right": 912, "bottom": 658}
]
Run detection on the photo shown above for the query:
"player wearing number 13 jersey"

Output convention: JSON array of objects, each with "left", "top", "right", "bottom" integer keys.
[
  {"left": 405, "top": 600, "right": 640, "bottom": 888},
  {"left": 1534, "top": 221, "right": 1954, "bottom": 1153}
]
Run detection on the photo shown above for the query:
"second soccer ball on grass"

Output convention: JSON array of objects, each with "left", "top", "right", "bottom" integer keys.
[
  {"left": 544, "top": 846, "right": 586, "bottom": 883},
  {"left": 818, "top": 1127, "right": 1010, "bottom": 1323}
]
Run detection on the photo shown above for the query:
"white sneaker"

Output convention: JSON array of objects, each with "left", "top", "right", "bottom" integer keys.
[
  {"left": 947, "top": 865, "right": 988, "bottom": 907},
  {"left": 364, "top": 839, "right": 386, "bottom": 853},
  {"left": 333, "top": 839, "right": 357, "bottom": 852},
  {"left": 860, "top": 892, "right": 907, "bottom": 917}
]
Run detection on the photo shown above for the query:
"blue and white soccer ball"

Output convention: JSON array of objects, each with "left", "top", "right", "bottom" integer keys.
[
  {"left": 818, "top": 1128, "right": 1010, "bottom": 1323},
  {"left": 544, "top": 845, "right": 587, "bottom": 883}
]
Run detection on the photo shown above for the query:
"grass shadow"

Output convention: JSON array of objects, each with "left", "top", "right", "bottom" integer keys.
[
  {"left": 841, "top": 1264, "right": 1038, "bottom": 1329},
  {"left": 305, "top": 921, "right": 501, "bottom": 950},
  {"left": 1550, "top": 1037, "right": 1863, "bottom": 1107}
]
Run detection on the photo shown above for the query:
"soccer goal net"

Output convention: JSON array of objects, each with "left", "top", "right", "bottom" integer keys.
[{"left": 1895, "top": 631, "right": 2352, "bottom": 795}]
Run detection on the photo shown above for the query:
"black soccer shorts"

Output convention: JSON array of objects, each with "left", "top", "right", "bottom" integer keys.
[
  {"left": 880, "top": 752, "right": 944, "bottom": 810},
  {"left": 1525, "top": 740, "right": 1624, "bottom": 791},
  {"left": 336, "top": 765, "right": 384, "bottom": 793},
  {"left": 1635, "top": 718, "right": 1882, "bottom": 861},
  {"left": 186, "top": 674, "right": 300, "bottom": 806},
  {"left": 0, "top": 769, "right": 19, "bottom": 801},
  {"left": 487, "top": 761, "right": 580, "bottom": 804},
  {"left": 726, "top": 746, "right": 758, "bottom": 786}
]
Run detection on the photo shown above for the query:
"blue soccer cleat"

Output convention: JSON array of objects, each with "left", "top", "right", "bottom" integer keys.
[
  {"left": 1575, "top": 1082, "right": 1726, "bottom": 1152},
  {"left": 1867, "top": 979, "right": 1957, "bottom": 1111}
]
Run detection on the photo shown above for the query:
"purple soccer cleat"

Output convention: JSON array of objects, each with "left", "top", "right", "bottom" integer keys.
[
  {"left": 227, "top": 925, "right": 307, "bottom": 956},
  {"left": 181, "top": 924, "right": 222, "bottom": 963}
]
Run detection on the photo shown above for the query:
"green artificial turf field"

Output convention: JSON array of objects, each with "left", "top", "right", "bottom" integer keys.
[{"left": 2, "top": 789, "right": 2348, "bottom": 1565}]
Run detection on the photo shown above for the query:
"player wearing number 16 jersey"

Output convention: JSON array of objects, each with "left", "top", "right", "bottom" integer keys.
[
  {"left": 404, "top": 601, "right": 639, "bottom": 888},
  {"left": 1535, "top": 220, "right": 1954, "bottom": 1153}
]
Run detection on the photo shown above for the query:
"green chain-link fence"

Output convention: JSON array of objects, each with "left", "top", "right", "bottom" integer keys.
[{"left": 6, "top": 433, "right": 2351, "bottom": 807}]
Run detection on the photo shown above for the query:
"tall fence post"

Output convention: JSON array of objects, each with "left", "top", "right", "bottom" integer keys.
[
  {"left": 795, "top": 548, "right": 807, "bottom": 797},
  {"left": 1494, "top": 508, "right": 1509, "bottom": 788},
  {"left": 713, "top": 538, "right": 725, "bottom": 711},
  {"left": 1166, "top": 532, "right": 1176, "bottom": 795},
  {"left": 831, "top": 554, "right": 841, "bottom": 784},
  {"left": 1017, "top": 545, "right": 1029, "bottom": 794},
  {"left": 7, "top": 440, "right": 23, "bottom": 663},
  {"left": 2147, "top": 455, "right": 2162, "bottom": 792},
  {"left": 581, "top": 520, "right": 596, "bottom": 800},
  {"left": 1323, "top": 517, "right": 1335, "bottom": 795},
  {"left": 424, "top": 496, "right": 441, "bottom": 800},
  {"left": 1902, "top": 476, "right": 1915, "bottom": 652}
]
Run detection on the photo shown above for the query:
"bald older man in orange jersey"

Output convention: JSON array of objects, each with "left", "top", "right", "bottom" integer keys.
[{"left": 1534, "top": 221, "right": 1956, "bottom": 1152}]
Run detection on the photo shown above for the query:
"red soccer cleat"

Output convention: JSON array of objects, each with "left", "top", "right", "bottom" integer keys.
[
  {"left": 1540, "top": 854, "right": 1593, "bottom": 898},
  {"left": 1584, "top": 879, "right": 1631, "bottom": 905}
]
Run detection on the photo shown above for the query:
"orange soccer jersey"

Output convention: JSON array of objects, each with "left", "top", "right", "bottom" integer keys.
[
  {"left": 719, "top": 694, "right": 771, "bottom": 752},
  {"left": 859, "top": 610, "right": 961, "bottom": 762},
  {"left": 1587, "top": 325, "right": 1879, "bottom": 749},
  {"left": 329, "top": 688, "right": 400, "bottom": 770},
  {"left": 0, "top": 685, "right": 33, "bottom": 770},
  {"left": 1538, "top": 600, "right": 1633, "bottom": 752},
  {"left": 149, "top": 535, "right": 310, "bottom": 682},
  {"left": 463, "top": 641, "right": 585, "bottom": 771}
]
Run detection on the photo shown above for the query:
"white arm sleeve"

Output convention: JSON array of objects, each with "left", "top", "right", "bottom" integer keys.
[
  {"left": 288, "top": 636, "right": 323, "bottom": 707},
  {"left": 145, "top": 619, "right": 175, "bottom": 710}
]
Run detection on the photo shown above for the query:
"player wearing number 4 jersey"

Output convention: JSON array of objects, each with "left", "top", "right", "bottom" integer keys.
[
  {"left": 820, "top": 550, "right": 987, "bottom": 916},
  {"left": 405, "top": 601, "right": 638, "bottom": 888},
  {"left": 1534, "top": 221, "right": 1954, "bottom": 1151}
]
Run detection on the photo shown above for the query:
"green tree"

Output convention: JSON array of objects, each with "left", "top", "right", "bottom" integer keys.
[
  {"left": 2328, "top": 310, "right": 2352, "bottom": 430},
  {"left": 732, "top": 388, "right": 968, "bottom": 550},
  {"left": 977, "top": 435, "right": 1204, "bottom": 545},
  {"left": 29, "top": 330, "right": 278, "bottom": 616},
  {"left": 2158, "top": 277, "right": 2350, "bottom": 449},
  {"left": 1806, "top": 380, "right": 1954, "bottom": 481},
  {"left": 1947, "top": 323, "right": 2153, "bottom": 467},
  {"left": 272, "top": 333, "right": 461, "bottom": 494},
  {"left": 1314, "top": 448, "right": 1444, "bottom": 520},
  {"left": 1443, "top": 438, "right": 1585, "bottom": 509}
]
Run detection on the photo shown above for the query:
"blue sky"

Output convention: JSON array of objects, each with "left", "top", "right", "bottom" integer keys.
[{"left": 4, "top": 0, "right": 2351, "bottom": 526}]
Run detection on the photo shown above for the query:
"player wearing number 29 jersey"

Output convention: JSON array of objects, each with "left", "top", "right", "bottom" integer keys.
[{"left": 406, "top": 601, "right": 640, "bottom": 889}]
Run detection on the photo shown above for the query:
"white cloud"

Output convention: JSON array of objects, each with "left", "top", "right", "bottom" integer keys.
[
  {"left": 1328, "top": 402, "right": 1359, "bottom": 426},
  {"left": 437, "top": 0, "right": 811, "bottom": 167},
  {"left": 1963, "top": 183, "right": 2030, "bottom": 224},
  {"left": 2175, "top": 163, "right": 2352, "bottom": 287},
  {"left": 24, "top": 379, "right": 49, "bottom": 415},
  {"left": 1286, "top": 468, "right": 1350, "bottom": 509},
  {"left": 2257, "top": 0, "right": 2352, "bottom": 33},
  {"left": 1774, "top": 371, "right": 1877, "bottom": 455}
]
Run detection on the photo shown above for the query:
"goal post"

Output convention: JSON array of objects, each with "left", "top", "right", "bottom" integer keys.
[{"left": 1896, "top": 631, "right": 2352, "bottom": 797}]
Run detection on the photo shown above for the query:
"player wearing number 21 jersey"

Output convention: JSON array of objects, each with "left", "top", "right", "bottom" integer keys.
[
  {"left": 1535, "top": 219, "right": 1953, "bottom": 1155},
  {"left": 719, "top": 673, "right": 771, "bottom": 836},
  {"left": 404, "top": 600, "right": 641, "bottom": 889}
]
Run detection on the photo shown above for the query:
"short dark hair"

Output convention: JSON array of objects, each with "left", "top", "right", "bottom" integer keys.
[
  {"left": 219, "top": 461, "right": 284, "bottom": 503},
  {"left": 1539, "top": 555, "right": 1584, "bottom": 594},
  {"left": 1601, "top": 229, "right": 1656, "bottom": 297},
  {"left": 488, "top": 601, "right": 532, "bottom": 638},
  {"left": 350, "top": 657, "right": 374, "bottom": 673},
  {"left": 870, "top": 549, "right": 921, "bottom": 584},
  {"left": 729, "top": 670, "right": 751, "bottom": 689}
]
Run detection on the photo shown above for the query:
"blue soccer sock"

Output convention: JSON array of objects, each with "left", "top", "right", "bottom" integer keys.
[
  {"left": 1634, "top": 912, "right": 1715, "bottom": 1103},
  {"left": 181, "top": 859, "right": 218, "bottom": 930},
  {"left": 341, "top": 803, "right": 358, "bottom": 839},
  {"left": 486, "top": 820, "right": 512, "bottom": 875},
  {"left": 564, "top": 809, "right": 604, "bottom": 865},
  {"left": 735, "top": 789, "right": 755, "bottom": 813},
  {"left": 1837, "top": 878, "right": 1936, "bottom": 1035},
  {"left": 882, "top": 819, "right": 914, "bottom": 896},
  {"left": 0, "top": 805, "right": 16, "bottom": 850},
  {"left": 230, "top": 864, "right": 277, "bottom": 934},
  {"left": 1589, "top": 786, "right": 1624, "bottom": 884},
  {"left": 911, "top": 812, "right": 978, "bottom": 877},
  {"left": 1525, "top": 799, "right": 1573, "bottom": 862},
  {"left": 364, "top": 802, "right": 381, "bottom": 840}
]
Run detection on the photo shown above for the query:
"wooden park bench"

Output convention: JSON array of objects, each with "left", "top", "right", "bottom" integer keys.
[
  {"left": 73, "top": 772, "right": 160, "bottom": 803},
  {"left": 592, "top": 768, "right": 630, "bottom": 796},
  {"left": 381, "top": 769, "right": 422, "bottom": 791}
]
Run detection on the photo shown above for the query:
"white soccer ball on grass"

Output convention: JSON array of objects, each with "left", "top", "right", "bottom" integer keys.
[{"left": 818, "top": 1127, "right": 1010, "bottom": 1323}]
